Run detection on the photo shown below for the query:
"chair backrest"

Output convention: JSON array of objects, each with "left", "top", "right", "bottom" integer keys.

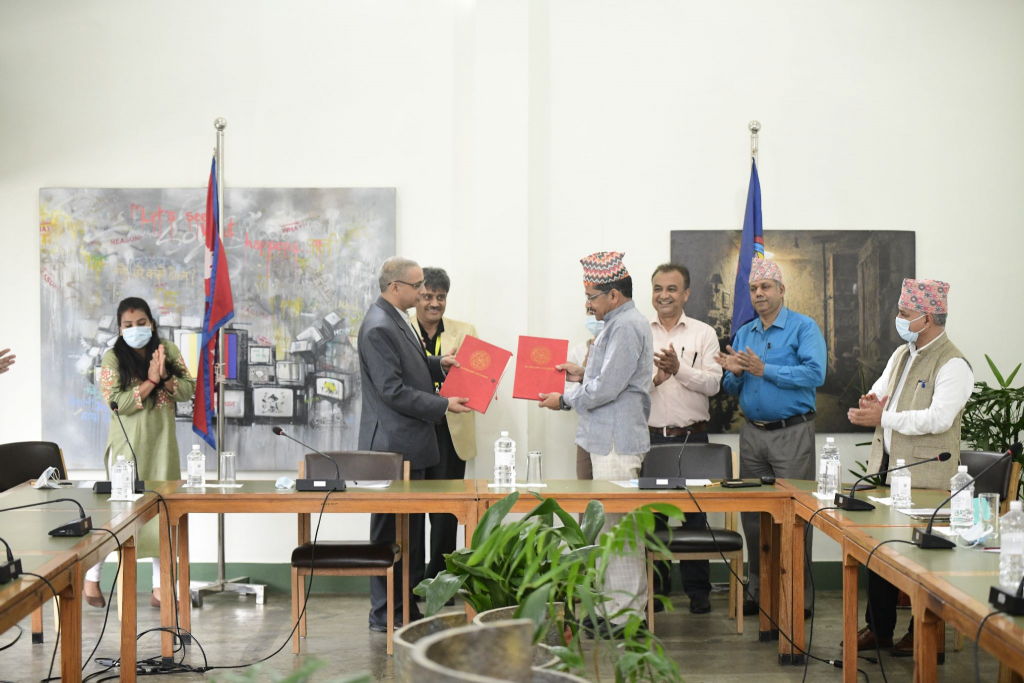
[
  {"left": 961, "top": 449, "right": 1014, "bottom": 501},
  {"left": 0, "top": 441, "right": 66, "bottom": 492},
  {"left": 640, "top": 443, "right": 733, "bottom": 480},
  {"left": 302, "top": 450, "right": 405, "bottom": 482}
]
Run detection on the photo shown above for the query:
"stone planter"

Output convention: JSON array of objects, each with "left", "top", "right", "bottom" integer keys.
[
  {"left": 473, "top": 602, "right": 567, "bottom": 668},
  {"left": 393, "top": 612, "right": 467, "bottom": 683},
  {"left": 410, "top": 620, "right": 590, "bottom": 683}
]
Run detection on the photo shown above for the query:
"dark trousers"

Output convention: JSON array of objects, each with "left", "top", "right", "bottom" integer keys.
[
  {"left": 369, "top": 467, "right": 426, "bottom": 627},
  {"left": 865, "top": 570, "right": 913, "bottom": 638},
  {"left": 415, "top": 420, "right": 466, "bottom": 583},
  {"left": 650, "top": 430, "right": 712, "bottom": 599}
]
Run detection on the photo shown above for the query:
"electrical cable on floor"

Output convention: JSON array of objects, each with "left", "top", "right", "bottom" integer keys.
[
  {"left": 802, "top": 505, "right": 838, "bottom": 683},
  {"left": 975, "top": 609, "right": 1003, "bottom": 683},
  {"left": 82, "top": 528, "right": 122, "bottom": 673},
  {"left": 0, "top": 624, "right": 23, "bottom": 652},
  {"left": 676, "top": 487, "right": 872, "bottom": 683}
]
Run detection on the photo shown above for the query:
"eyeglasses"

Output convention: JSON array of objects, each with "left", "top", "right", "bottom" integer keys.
[
  {"left": 585, "top": 290, "right": 609, "bottom": 302},
  {"left": 392, "top": 280, "right": 425, "bottom": 290}
]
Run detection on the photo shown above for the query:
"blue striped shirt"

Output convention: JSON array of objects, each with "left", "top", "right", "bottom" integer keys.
[{"left": 721, "top": 307, "right": 826, "bottom": 422}]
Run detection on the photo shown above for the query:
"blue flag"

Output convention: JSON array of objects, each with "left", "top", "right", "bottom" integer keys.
[{"left": 730, "top": 159, "right": 764, "bottom": 340}]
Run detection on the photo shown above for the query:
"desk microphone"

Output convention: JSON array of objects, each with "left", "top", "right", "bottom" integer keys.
[
  {"left": 639, "top": 429, "right": 692, "bottom": 490},
  {"left": 272, "top": 427, "right": 346, "bottom": 492},
  {"left": 834, "top": 451, "right": 953, "bottom": 511},
  {"left": 109, "top": 400, "right": 146, "bottom": 494},
  {"left": 990, "top": 553, "right": 1024, "bottom": 615},
  {"left": 914, "top": 443, "right": 1022, "bottom": 549},
  {"left": 0, "top": 536, "right": 22, "bottom": 584},
  {"left": 0, "top": 498, "right": 93, "bottom": 537}
]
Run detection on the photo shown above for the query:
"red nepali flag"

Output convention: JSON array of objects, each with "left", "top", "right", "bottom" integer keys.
[{"left": 192, "top": 157, "right": 234, "bottom": 448}]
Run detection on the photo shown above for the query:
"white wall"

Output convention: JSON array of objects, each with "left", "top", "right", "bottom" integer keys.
[{"left": 2, "top": 0, "right": 1023, "bottom": 564}]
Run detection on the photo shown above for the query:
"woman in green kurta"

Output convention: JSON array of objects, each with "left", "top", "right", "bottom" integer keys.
[{"left": 84, "top": 297, "right": 195, "bottom": 608}]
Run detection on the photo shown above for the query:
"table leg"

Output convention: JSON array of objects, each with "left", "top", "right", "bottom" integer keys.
[
  {"left": 401, "top": 513, "right": 409, "bottom": 628},
  {"left": 759, "top": 512, "right": 777, "bottom": 640},
  {"left": 121, "top": 537, "right": 137, "bottom": 682},
  {"left": 159, "top": 512, "right": 175, "bottom": 659},
  {"left": 842, "top": 541, "right": 859, "bottom": 683},
  {"left": 784, "top": 505, "right": 803, "bottom": 665},
  {"left": 59, "top": 563, "right": 82, "bottom": 681},
  {"left": 913, "top": 591, "right": 940, "bottom": 683},
  {"left": 177, "top": 514, "right": 191, "bottom": 640}
]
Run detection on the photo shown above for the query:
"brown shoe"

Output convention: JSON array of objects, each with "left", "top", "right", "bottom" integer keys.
[
  {"left": 842, "top": 626, "right": 893, "bottom": 651},
  {"left": 892, "top": 631, "right": 913, "bottom": 657},
  {"left": 150, "top": 588, "right": 160, "bottom": 608},
  {"left": 84, "top": 580, "right": 106, "bottom": 608}
]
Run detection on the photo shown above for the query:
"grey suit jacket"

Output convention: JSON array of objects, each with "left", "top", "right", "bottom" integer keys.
[{"left": 357, "top": 296, "right": 449, "bottom": 470}]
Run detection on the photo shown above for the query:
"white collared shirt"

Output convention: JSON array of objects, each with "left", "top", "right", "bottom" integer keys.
[
  {"left": 868, "top": 332, "right": 974, "bottom": 453},
  {"left": 648, "top": 311, "right": 723, "bottom": 429}
]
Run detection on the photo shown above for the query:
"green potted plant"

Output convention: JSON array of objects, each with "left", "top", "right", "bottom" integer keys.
[{"left": 961, "top": 355, "right": 1024, "bottom": 495}]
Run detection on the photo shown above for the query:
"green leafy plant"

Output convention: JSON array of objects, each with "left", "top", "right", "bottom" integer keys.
[
  {"left": 416, "top": 492, "right": 686, "bottom": 683},
  {"left": 848, "top": 457, "right": 884, "bottom": 487},
  {"left": 961, "top": 355, "right": 1024, "bottom": 496}
]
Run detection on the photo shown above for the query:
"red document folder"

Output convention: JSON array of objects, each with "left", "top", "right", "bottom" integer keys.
[
  {"left": 513, "top": 336, "right": 568, "bottom": 400},
  {"left": 439, "top": 335, "right": 512, "bottom": 414}
]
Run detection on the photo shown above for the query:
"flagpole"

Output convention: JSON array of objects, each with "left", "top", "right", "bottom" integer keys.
[
  {"left": 192, "top": 117, "right": 265, "bottom": 608},
  {"left": 749, "top": 120, "right": 760, "bottom": 165}
]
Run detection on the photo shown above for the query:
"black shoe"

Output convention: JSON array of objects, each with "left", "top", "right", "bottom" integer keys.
[
  {"left": 368, "top": 621, "right": 402, "bottom": 633},
  {"left": 689, "top": 594, "right": 711, "bottom": 614},
  {"left": 804, "top": 608, "right": 812, "bottom": 619},
  {"left": 742, "top": 599, "right": 759, "bottom": 616},
  {"left": 653, "top": 598, "right": 666, "bottom": 613},
  {"left": 581, "top": 615, "right": 645, "bottom": 640}
]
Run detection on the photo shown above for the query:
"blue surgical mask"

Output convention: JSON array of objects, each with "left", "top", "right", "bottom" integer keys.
[
  {"left": 894, "top": 315, "right": 926, "bottom": 343},
  {"left": 122, "top": 326, "right": 152, "bottom": 349},
  {"left": 584, "top": 315, "right": 605, "bottom": 337}
]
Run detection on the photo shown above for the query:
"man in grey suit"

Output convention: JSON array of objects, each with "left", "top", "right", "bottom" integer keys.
[{"left": 358, "top": 256, "right": 471, "bottom": 632}]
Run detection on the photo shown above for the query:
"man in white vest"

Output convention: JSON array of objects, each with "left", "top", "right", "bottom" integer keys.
[{"left": 846, "top": 278, "right": 973, "bottom": 656}]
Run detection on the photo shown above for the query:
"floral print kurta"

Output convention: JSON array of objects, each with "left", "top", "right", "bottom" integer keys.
[{"left": 100, "top": 340, "right": 195, "bottom": 558}]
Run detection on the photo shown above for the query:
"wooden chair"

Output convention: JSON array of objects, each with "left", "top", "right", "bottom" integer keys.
[
  {"left": 292, "top": 452, "right": 408, "bottom": 655},
  {"left": 641, "top": 443, "right": 744, "bottom": 634},
  {"left": 0, "top": 441, "right": 67, "bottom": 644}
]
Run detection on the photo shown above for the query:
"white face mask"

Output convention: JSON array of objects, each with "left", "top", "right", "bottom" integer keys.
[
  {"left": 894, "top": 314, "right": 926, "bottom": 343},
  {"left": 122, "top": 326, "right": 152, "bottom": 349},
  {"left": 584, "top": 315, "right": 605, "bottom": 337}
]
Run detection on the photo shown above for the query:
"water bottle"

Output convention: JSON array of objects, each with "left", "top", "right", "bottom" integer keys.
[
  {"left": 816, "top": 437, "right": 841, "bottom": 498},
  {"left": 890, "top": 459, "right": 912, "bottom": 509},
  {"left": 111, "top": 455, "right": 132, "bottom": 498},
  {"left": 950, "top": 465, "right": 975, "bottom": 532},
  {"left": 186, "top": 444, "right": 206, "bottom": 488},
  {"left": 493, "top": 431, "right": 516, "bottom": 487},
  {"left": 999, "top": 501, "right": 1024, "bottom": 590}
]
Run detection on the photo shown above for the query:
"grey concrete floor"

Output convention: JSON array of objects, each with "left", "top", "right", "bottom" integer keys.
[{"left": 1, "top": 588, "right": 1001, "bottom": 682}]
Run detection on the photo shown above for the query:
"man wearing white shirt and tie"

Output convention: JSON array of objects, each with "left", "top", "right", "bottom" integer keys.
[
  {"left": 647, "top": 263, "right": 723, "bottom": 614},
  {"left": 847, "top": 278, "right": 973, "bottom": 657}
]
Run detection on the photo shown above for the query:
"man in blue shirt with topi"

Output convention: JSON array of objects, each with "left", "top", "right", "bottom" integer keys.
[{"left": 715, "top": 258, "right": 826, "bottom": 617}]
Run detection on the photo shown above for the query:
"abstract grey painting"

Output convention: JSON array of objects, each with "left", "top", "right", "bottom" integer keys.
[{"left": 40, "top": 187, "right": 395, "bottom": 470}]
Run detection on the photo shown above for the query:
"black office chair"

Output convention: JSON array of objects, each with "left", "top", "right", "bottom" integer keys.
[
  {"left": 640, "top": 443, "right": 744, "bottom": 633},
  {"left": 0, "top": 441, "right": 66, "bottom": 492},
  {"left": 0, "top": 441, "right": 67, "bottom": 644},
  {"left": 961, "top": 450, "right": 1016, "bottom": 506},
  {"left": 291, "top": 451, "right": 408, "bottom": 655}
]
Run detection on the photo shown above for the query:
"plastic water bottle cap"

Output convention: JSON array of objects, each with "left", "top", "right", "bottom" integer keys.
[
  {"left": 895, "top": 459, "right": 905, "bottom": 467},
  {"left": 958, "top": 465, "right": 968, "bottom": 473},
  {"left": 826, "top": 437, "right": 834, "bottom": 444},
  {"left": 116, "top": 455, "right": 126, "bottom": 461},
  {"left": 500, "top": 431, "right": 509, "bottom": 437},
  {"left": 1011, "top": 501, "right": 1022, "bottom": 511}
]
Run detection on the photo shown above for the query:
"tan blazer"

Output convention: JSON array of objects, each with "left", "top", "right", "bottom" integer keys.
[{"left": 410, "top": 314, "right": 479, "bottom": 461}]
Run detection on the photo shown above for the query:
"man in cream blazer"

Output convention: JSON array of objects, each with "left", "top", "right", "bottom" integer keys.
[{"left": 410, "top": 267, "right": 479, "bottom": 587}]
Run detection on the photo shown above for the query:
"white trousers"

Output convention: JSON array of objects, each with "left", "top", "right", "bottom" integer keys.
[
  {"left": 86, "top": 556, "right": 160, "bottom": 588},
  {"left": 591, "top": 447, "right": 646, "bottom": 625}
]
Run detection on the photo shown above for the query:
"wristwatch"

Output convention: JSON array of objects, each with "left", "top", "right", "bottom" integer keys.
[{"left": 558, "top": 395, "right": 571, "bottom": 411}]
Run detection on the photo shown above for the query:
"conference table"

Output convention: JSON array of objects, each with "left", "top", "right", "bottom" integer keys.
[
  {"left": 784, "top": 479, "right": 1024, "bottom": 683},
  {"left": 0, "top": 482, "right": 176, "bottom": 683}
]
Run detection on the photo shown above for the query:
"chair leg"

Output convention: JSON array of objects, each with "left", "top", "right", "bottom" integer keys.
[
  {"left": 733, "top": 556, "right": 743, "bottom": 635},
  {"left": 299, "top": 574, "right": 308, "bottom": 637},
  {"left": 647, "top": 558, "right": 655, "bottom": 634},
  {"left": 291, "top": 567, "right": 300, "bottom": 655},
  {"left": 386, "top": 566, "right": 395, "bottom": 656},
  {"left": 954, "top": 627, "right": 964, "bottom": 652},
  {"left": 31, "top": 605, "right": 44, "bottom": 643}
]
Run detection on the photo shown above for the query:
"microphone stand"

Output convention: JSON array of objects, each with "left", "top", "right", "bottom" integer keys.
[
  {"left": 639, "top": 429, "right": 692, "bottom": 490},
  {"left": 834, "top": 452, "right": 952, "bottom": 512},
  {"left": 914, "top": 444, "right": 1022, "bottom": 550},
  {"left": 273, "top": 427, "right": 347, "bottom": 492},
  {"left": 109, "top": 401, "right": 146, "bottom": 494}
]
